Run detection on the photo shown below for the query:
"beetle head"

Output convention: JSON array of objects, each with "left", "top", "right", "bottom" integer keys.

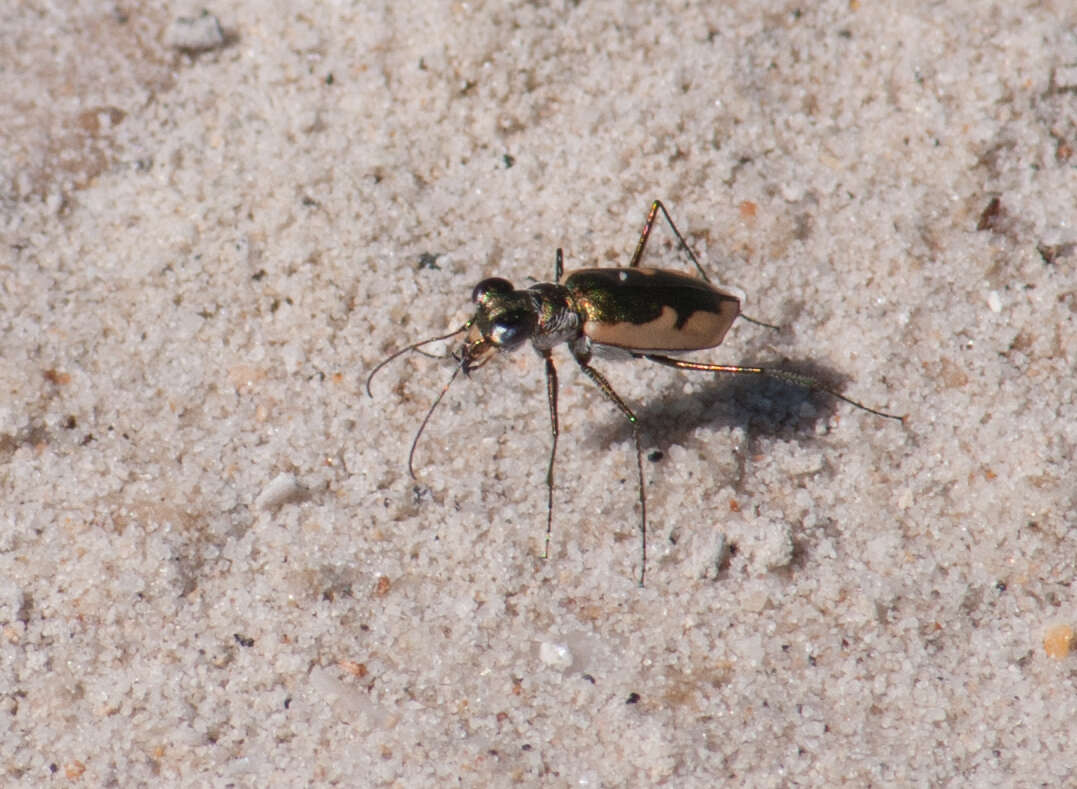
[{"left": 460, "top": 278, "right": 537, "bottom": 373}]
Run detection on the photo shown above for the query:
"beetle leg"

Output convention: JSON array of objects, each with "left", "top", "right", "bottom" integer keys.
[
  {"left": 641, "top": 354, "right": 905, "bottom": 421},
  {"left": 573, "top": 356, "right": 648, "bottom": 586},
  {"left": 541, "top": 350, "right": 559, "bottom": 562},
  {"left": 628, "top": 199, "right": 711, "bottom": 283},
  {"left": 628, "top": 202, "right": 780, "bottom": 330}
]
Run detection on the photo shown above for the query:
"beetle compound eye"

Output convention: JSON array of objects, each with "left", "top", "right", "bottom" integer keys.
[
  {"left": 472, "top": 278, "right": 514, "bottom": 304},
  {"left": 490, "top": 310, "right": 535, "bottom": 348},
  {"left": 490, "top": 322, "right": 520, "bottom": 347}
]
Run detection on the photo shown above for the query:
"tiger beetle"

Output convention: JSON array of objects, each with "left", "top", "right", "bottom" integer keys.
[{"left": 366, "top": 200, "right": 903, "bottom": 586}]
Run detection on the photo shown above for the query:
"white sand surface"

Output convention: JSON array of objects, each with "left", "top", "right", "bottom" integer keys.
[{"left": 2, "top": 1, "right": 1075, "bottom": 785}]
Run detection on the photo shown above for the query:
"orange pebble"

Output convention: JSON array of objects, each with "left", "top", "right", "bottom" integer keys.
[{"left": 1043, "top": 624, "right": 1074, "bottom": 659}]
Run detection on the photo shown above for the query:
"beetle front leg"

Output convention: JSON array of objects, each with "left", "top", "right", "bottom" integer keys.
[{"left": 541, "top": 350, "right": 559, "bottom": 562}]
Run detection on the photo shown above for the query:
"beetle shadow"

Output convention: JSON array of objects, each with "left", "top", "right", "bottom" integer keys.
[{"left": 584, "top": 356, "right": 866, "bottom": 470}]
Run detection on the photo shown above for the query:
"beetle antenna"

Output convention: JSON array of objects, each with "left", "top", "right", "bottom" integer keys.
[
  {"left": 408, "top": 365, "right": 463, "bottom": 479},
  {"left": 366, "top": 324, "right": 469, "bottom": 396}
]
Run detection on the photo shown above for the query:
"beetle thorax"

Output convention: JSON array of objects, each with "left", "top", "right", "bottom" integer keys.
[{"left": 527, "top": 282, "right": 584, "bottom": 352}]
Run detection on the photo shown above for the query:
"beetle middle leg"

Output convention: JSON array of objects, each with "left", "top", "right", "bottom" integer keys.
[{"left": 572, "top": 354, "right": 648, "bottom": 586}]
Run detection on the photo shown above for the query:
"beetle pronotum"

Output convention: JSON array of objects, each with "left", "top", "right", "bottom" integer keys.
[{"left": 367, "top": 201, "right": 903, "bottom": 585}]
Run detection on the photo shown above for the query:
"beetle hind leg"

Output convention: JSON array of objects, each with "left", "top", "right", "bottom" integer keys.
[
  {"left": 641, "top": 354, "right": 904, "bottom": 422},
  {"left": 629, "top": 200, "right": 712, "bottom": 284}
]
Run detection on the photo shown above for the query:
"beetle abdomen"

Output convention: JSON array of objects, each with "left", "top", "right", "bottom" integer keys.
[{"left": 565, "top": 268, "right": 741, "bottom": 351}]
